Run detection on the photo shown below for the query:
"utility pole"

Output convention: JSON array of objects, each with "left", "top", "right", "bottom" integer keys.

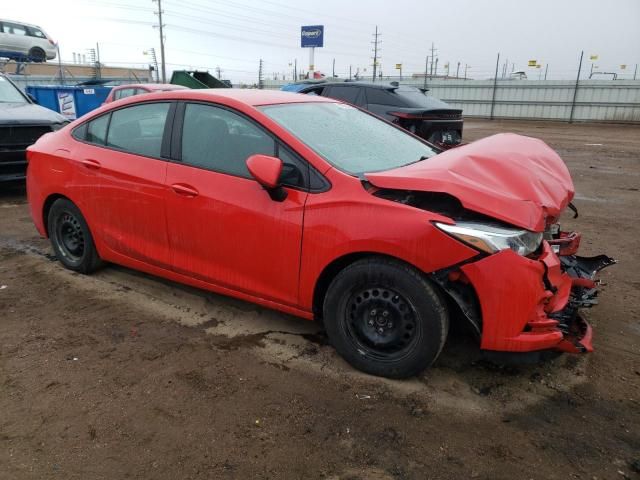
[
  {"left": 429, "top": 43, "right": 437, "bottom": 77},
  {"left": 569, "top": 51, "right": 584, "bottom": 123},
  {"left": 423, "top": 56, "right": 429, "bottom": 89},
  {"left": 294, "top": 59, "right": 297, "bottom": 81},
  {"left": 544, "top": 63, "right": 549, "bottom": 80},
  {"left": 434, "top": 57, "right": 439, "bottom": 78},
  {"left": 152, "top": 0, "right": 167, "bottom": 83},
  {"left": 634, "top": 63, "right": 638, "bottom": 80},
  {"left": 371, "top": 26, "right": 381, "bottom": 83},
  {"left": 349, "top": 65, "right": 352, "bottom": 80},
  {"left": 464, "top": 64, "right": 469, "bottom": 80},
  {"left": 216, "top": 66, "right": 222, "bottom": 79},
  {"left": 96, "top": 42, "right": 101, "bottom": 79},
  {"left": 332, "top": 58, "right": 335, "bottom": 77},
  {"left": 490, "top": 53, "right": 500, "bottom": 120},
  {"left": 456, "top": 61, "right": 460, "bottom": 79},
  {"left": 258, "top": 58, "right": 264, "bottom": 89}
]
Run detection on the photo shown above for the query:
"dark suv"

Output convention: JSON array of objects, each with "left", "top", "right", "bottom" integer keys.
[
  {"left": 295, "top": 82, "right": 463, "bottom": 148},
  {"left": 0, "top": 74, "right": 67, "bottom": 182}
]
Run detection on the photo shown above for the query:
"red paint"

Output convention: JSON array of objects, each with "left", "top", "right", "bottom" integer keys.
[
  {"left": 246, "top": 154, "right": 283, "bottom": 189},
  {"left": 26, "top": 89, "right": 605, "bottom": 358},
  {"left": 366, "top": 133, "right": 574, "bottom": 232}
]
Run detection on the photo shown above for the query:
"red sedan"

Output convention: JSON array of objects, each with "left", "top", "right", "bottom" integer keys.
[{"left": 26, "top": 89, "right": 614, "bottom": 378}]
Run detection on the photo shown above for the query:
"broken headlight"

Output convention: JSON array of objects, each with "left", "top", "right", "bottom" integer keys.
[{"left": 435, "top": 221, "right": 543, "bottom": 256}]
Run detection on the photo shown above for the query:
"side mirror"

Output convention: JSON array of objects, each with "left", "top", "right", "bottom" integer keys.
[{"left": 246, "top": 154, "right": 287, "bottom": 201}]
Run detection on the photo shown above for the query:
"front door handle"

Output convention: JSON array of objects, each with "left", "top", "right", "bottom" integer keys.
[
  {"left": 171, "top": 183, "right": 199, "bottom": 197},
  {"left": 81, "top": 158, "right": 101, "bottom": 169}
]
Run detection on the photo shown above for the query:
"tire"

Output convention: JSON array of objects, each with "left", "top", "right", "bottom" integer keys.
[
  {"left": 29, "top": 47, "right": 46, "bottom": 63},
  {"left": 47, "top": 198, "right": 103, "bottom": 274},
  {"left": 323, "top": 257, "right": 449, "bottom": 378}
]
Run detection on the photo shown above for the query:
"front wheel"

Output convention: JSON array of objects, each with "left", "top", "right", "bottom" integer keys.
[
  {"left": 48, "top": 198, "right": 103, "bottom": 274},
  {"left": 29, "top": 47, "right": 46, "bottom": 63},
  {"left": 323, "top": 258, "right": 449, "bottom": 378}
]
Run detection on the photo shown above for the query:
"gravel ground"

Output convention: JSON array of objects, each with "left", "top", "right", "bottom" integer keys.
[{"left": 1, "top": 119, "right": 639, "bottom": 479}]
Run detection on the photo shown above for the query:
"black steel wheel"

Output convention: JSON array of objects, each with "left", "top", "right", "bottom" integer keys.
[
  {"left": 323, "top": 257, "right": 449, "bottom": 378},
  {"left": 48, "top": 198, "right": 103, "bottom": 273}
]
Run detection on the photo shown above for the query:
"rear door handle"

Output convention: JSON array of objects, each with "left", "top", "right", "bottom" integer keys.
[
  {"left": 171, "top": 183, "right": 199, "bottom": 197},
  {"left": 81, "top": 158, "right": 101, "bottom": 169}
]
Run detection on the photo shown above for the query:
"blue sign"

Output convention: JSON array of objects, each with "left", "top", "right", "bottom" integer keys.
[{"left": 301, "top": 25, "right": 324, "bottom": 48}]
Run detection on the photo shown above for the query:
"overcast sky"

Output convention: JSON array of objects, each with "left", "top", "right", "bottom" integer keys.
[{"left": 4, "top": 0, "right": 639, "bottom": 83}]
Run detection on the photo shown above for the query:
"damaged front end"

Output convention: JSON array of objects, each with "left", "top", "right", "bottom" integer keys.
[{"left": 432, "top": 223, "right": 615, "bottom": 355}]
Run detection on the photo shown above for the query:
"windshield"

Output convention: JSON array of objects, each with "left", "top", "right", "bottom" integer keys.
[
  {"left": 0, "top": 76, "right": 28, "bottom": 103},
  {"left": 260, "top": 102, "right": 438, "bottom": 175}
]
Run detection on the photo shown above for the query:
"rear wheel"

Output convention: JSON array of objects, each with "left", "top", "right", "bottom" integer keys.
[
  {"left": 48, "top": 198, "right": 102, "bottom": 273},
  {"left": 29, "top": 47, "right": 46, "bottom": 63},
  {"left": 323, "top": 257, "right": 449, "bottom": 378}
]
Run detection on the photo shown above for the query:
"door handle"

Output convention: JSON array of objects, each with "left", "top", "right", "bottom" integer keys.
[
  {"left": 171, "top": 183, "right": 199, "bottom": 197},
  {"left": 81, "top": 158, "right": 101, "bottom": 169}
]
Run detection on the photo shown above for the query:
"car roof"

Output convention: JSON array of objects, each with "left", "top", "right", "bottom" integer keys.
[
  {"left": 114, "top": 83, "right": 188, "bottom": 91},
  {"left": 0, "top": 18, "right": 43, "bottom": 29},
  {"left": 300, "top": 81, "right": 404, "bottom": 90},
  {"left": 151, "top": 88, "right": 337, "bottom": 106}
]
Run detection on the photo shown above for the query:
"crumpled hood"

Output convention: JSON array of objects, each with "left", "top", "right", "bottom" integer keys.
[{"left": 365, "top": 133, "right": 574, "bottom": 232}]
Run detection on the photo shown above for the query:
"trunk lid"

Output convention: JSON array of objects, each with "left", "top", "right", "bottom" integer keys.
[{"left": 365, "top": 133, "right": 574, "bottom": 231}]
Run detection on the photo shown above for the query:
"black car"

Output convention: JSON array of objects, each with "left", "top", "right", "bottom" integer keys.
[
  {"left": 0, "top": 74, "right": 67, "bottom": 182},
  {"left": 296, "top": 81, "right": 463, "bottom": 148}
]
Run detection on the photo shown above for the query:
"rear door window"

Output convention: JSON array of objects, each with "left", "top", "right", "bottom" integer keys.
[
  {"left": 365, "top": 88, "right": 405, "bottom": 107},
  {"left": 3, "top": 22, "right": 28, "bottom": 36},
  {"left": 106, "top": 103, "right": 170, "bottom": 157},
  {"left": 85, "top": 114, "right": 110, "bottom": 145},
  {"left": 325, "top": 86, "right": 360, "bottom": 104}
]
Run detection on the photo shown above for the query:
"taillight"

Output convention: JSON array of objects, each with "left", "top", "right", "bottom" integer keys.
[{"left": 388, "top": 111, "right": 424, "bottom": 120}]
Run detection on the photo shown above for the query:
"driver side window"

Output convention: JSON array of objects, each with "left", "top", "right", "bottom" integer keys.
[{"left": 180, "top": 103, "right": 308, "bottom": 190}]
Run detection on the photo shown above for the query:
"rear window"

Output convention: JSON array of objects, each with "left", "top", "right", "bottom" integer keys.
[
  {"left": 393, "top": 86, "right": 455, "bottom": 110},
  {"left": 366, "top": 88, "right": 405, "bottom": 106}
]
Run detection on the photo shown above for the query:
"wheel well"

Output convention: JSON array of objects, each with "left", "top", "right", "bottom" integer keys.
[
  {"left": 42, "top": 194, "right": 70, "bottom": 236},
  {"left": 312, "top": 252, "right": 425, "bottom": 321}
]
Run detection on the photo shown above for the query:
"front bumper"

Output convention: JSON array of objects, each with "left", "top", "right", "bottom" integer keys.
[{"left": 457, "top": 235, "right": 614, "bottom": 354}]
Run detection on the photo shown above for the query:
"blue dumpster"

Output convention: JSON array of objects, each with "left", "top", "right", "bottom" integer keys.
[{"left": 26, "top": 85, "right": 112, "bottom": 120}]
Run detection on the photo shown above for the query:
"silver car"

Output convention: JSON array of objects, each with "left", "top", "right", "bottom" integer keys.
[{"left": 0, "top": 19, "right": 56, "bottom": 62}]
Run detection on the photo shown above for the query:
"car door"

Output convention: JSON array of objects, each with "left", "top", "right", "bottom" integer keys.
[
  {"left": 75, "top": 101, "right": 174, "bottom": 269},
  {"left": 164, "top": 102, "right": 308, "bottom": 306}
]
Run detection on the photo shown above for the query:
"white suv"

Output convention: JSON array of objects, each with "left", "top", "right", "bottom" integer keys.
[{"left": 0, "top": 19, "right": 56, "bottom": 62}]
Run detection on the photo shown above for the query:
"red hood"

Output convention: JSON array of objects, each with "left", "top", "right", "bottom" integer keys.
[{"left": 365, "top": 133, "right": 574, "bottom": 231}]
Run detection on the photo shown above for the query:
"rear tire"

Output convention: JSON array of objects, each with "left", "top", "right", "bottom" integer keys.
[
  {"left": 29, "top": 47, "right": 46, "bottom": 63},
  {"left": 48, "top": 198, "right": 103, "bottom": 274},
  {"left": 323, "top": 257, "right": 449, "bottom": 378}
]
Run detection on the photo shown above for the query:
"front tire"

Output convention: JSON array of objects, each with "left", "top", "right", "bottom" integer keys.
[
  {"left": 48, "top": 198, "right": 102, "bottom": 274},
  {"left": 29, "top": 47, "right": 46, "bottom": 63},
  {"left": 323, "top": 257, "right": 449, "bottom": 378}
]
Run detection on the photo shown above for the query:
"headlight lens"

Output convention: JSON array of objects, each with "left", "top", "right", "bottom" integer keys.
[
  {"left": 435, "top": 221, "right": 543, "bottom": 256},
  {"left": 50, "top": 122, "right": 69, "bottom": 131}
]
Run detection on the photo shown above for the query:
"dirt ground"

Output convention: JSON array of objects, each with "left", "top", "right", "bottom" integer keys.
[{"left": 1, "top": 119, "right": 639, "bottom": 480}]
